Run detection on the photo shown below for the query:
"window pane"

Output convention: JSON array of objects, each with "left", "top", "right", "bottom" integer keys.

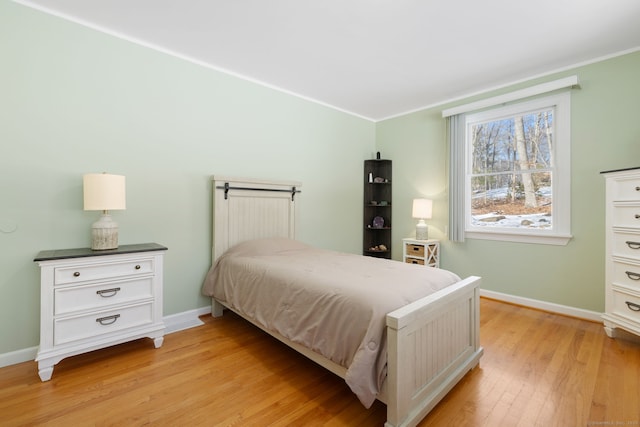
[
  {"left": 471, "top": 109, "right": 553, "bottom": 174},
  {"left": 471, "top": 172, "right": 552, "bottom": 229}
]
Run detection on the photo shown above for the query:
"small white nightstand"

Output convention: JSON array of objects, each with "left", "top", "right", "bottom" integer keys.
[
  {"left": 34, "top": 243, "right": 167, "bottom": 381},
  {"left": 403, "top": 238, "right": 440, "bottom": 268}
]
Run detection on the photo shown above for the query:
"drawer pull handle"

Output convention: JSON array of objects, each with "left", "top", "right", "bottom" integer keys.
[
  {"left": 73, "top": 272, "right": 80, "bottom": 277},
  {"left": 625, "top": 301, "right": 640, "bottom": 312},
  {"left": 626, "top": 241, "right": 640, "bottom": 250},
  {"left": 636, "top": 214, "right": 640, "bottom": 219},
  {"left": 135, "top": 265, "right": 141, "bottom": 270},
  {"left": 96, "top": 287, "right": 121, "bottom": 297},
  {"left": 636, "top": 186, "right": 640, "bottom": 191},
  {"left": 96, "top": 314, "right": 120, "bottom": 325},
  {"left": 625, "top": 271, "right": 640, "bottom": 281}
]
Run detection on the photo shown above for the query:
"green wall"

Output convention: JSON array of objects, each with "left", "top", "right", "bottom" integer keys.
[
  {"left": 0, "top": 2, "right": 375, "bottom": 355},
  {"left": 376, "top": 51, "right": 640, "bottom": 312}
]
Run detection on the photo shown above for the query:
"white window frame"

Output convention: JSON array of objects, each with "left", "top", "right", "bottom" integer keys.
[{"left": 463, "top": 92, "right": 572, "bottom": 245}]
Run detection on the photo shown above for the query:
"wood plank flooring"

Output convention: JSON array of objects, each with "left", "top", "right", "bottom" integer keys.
[{"left": 1, "top": 298, "right": 639, "bottom": 426}]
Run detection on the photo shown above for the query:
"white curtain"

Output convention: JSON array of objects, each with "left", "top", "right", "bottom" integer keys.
[{"left": 448, "top": 114, "right": 465, "bottom": 242}]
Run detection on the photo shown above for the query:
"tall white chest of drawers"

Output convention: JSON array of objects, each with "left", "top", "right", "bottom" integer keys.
[
  {"left": 602, "top": 167, "right": 640, "bottom": 339},
  {"left": 34, "top": 243, "right": 167, "bottom": 381}
]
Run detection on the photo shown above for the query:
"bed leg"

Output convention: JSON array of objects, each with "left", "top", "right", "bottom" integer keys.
[{"left": 212, "top": 299, "right": 224, "bottom": 317}]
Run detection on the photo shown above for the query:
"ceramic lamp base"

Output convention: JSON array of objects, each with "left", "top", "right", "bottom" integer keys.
[
  {"left": 91, "top": 213, "right": 119, "bottom": 250},
  {"left": 415, "top": 220, "right": 428, "bottom": 240}
]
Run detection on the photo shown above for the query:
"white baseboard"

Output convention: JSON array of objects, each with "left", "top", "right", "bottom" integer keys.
[
  {"left": 0, "top": 306, "right": 213, "bottom": 369},
  {"left": 163, "top": 306, "right": 211, "bottom": 334},
  {"left": 480, "top": 289, "right": 603, "bottom": 323},
  {"left": 0, "top": 346, "right": 39, "bottom": 369}
]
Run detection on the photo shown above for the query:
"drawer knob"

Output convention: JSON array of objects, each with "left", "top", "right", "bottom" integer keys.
[
  {"left": 96, "top": 287, "right": 121, "bottom": 298},
  {"left": 96, "top": 314, "right": 120, "bottom": 326},
  {"left": 625, "top": 301, "right": 640, "bottom": 312},
  {"left": 625, "top": 271, "right": 640, "bottom": 281},
  {"left": 636, "top": 214, "right": 640, "bottom": 219},
  {"left": 626, "top": 241, "right": 640, "bottom": 250},
  {"left": 73, "top": 272, "right": 80, "bottom": 277},
  {"left": 636, "top": 186, "right": 640, "bottom": 191},
  {"left": 135, "top": 265, "right": 141, "bottom": 270}
]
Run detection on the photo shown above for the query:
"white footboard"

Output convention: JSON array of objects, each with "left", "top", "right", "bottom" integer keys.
[{"left": 384, "top": 276, "right": 483, "bottom": 427}]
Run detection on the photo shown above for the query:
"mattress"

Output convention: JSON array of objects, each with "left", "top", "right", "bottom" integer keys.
[{"left": 202, "top": 238, "right": 461, "bottom": 407}]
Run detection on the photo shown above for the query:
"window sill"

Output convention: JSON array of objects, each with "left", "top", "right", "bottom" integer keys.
[{"left": 465, "top": 230, "right": 572, "bottom": 246}]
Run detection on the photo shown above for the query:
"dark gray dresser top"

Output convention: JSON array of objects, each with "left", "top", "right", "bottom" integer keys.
[
  {"left": 600, "top": 166, "right": 640, "bottom": 174},
  {"left": 34, "top": 243, "right": 167, "bottom": 262}
]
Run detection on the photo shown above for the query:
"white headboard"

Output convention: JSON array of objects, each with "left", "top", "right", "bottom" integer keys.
[{"left": 211, "top": 175, "right": 301, "bottom": 262}]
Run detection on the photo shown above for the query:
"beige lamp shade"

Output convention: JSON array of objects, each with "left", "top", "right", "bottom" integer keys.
[
  {"left": 412, "top": 198, "right": 433, "bottom": 219},
  {"left": 83, "top": 173, "right": 126, "bottom": 211}
]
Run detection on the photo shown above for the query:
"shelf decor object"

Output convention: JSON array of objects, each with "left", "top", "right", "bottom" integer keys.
[
  {"left": 412, "top": 198, "right": 433, "bottom": 240},
  {"left": 83, "top": 173, "right": 126, "bottom": 250}
]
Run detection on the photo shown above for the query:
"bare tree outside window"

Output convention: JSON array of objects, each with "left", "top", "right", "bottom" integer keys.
[{"left": 469, "top": 108, "right": 553, "bottom": 229}]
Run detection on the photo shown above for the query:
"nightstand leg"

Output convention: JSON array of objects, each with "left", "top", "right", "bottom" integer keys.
[
  {"left": 603, "top": 322, "right": 617, "bottom": 338},
  {"left": 38, "top": 364, "right": 54, "bottom": 382},
  {"left": 153, "top": 336, "right": 164, "bottom": 348}
]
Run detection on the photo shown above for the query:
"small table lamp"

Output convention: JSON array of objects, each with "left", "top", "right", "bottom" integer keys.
[
  {"left": 83, "top": 173, "right": 126, "bottom": 250},
  {"left": 412, "top": 198, "right": 432, "bottom": 240}
]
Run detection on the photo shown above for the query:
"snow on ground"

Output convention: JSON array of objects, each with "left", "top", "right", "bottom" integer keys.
[
  {"left": 472, "top": 212, "right": 551, "bottom": 229},
  {"left": 471, "top": 186, "right": 552, "bottom": 229}
]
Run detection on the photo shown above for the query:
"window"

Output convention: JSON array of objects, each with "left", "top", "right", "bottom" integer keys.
[{"left": 463, "top": 93, "right": 571, "bottom": 245}]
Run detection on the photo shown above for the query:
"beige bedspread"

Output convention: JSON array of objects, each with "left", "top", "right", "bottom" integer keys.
[{"left": 201, "top": 238, "right": 461, "bottom": 407}]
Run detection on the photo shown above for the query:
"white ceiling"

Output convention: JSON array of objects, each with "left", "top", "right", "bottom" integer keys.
[{"left": 16, "top": 0, "right": 640, "bottom": 121}]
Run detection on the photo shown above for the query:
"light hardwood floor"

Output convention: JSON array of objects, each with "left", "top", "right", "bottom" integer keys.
[{"left": 1, "top": 298, "right": 639, "bottom": 426}]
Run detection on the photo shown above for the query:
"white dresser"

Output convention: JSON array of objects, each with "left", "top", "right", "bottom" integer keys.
[
  {"left": 602, "top": 167, "right": 640, "bottom": 339},
  {"left": 34, "top": 243, "right": 167, "bottom": 381}
]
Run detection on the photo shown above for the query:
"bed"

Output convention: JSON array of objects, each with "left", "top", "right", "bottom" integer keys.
[{"left": 202, "top": 175, "right": 483, "bottom": 427}]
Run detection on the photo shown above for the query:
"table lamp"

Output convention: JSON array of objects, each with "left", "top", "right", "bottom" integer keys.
[
  {"left": 83, "top": 173, "right": 126, "bottom": 250},
  {"left": 412, "top": 198, "right": 432, "bottom": 240}
]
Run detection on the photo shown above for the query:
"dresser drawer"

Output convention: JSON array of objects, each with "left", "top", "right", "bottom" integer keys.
[
  {"left": 406, "top": 258, "right": 425, "bottom": 265},
  {"left": 610, "top": 289, "right": 640, "bottom": 325},
  {"left": 612, "top": 231, "right": 640, "bottom": 260},
  {"left": 406, "top": 244, "right": 425, "bottom": 257},
  {"left": 611, "top": 205, "right": 640, "bottom": 229},
  {"left": 54, "top": 277, "right": 153, "bottom": 315},
  {"left": 611, "top": 177, "right": 640, "bottom": 202},
  {"left": 55, "top": 258, "right": 154, "bottom": 285},
  {"left": 54, "top": 302, "right": 154, "bottom": 346},
  {"left": 612, "top": 260, "right": 640, "bottom": 289}
]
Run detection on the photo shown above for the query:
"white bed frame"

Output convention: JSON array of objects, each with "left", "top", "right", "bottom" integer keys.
[{"left": 208, "top": 175, "right": 483, "bottom": 427}]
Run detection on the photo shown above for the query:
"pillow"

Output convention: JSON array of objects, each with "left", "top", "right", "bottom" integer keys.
[{"left": 224, "top": 237, "right": 309, "bottom": 257}]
